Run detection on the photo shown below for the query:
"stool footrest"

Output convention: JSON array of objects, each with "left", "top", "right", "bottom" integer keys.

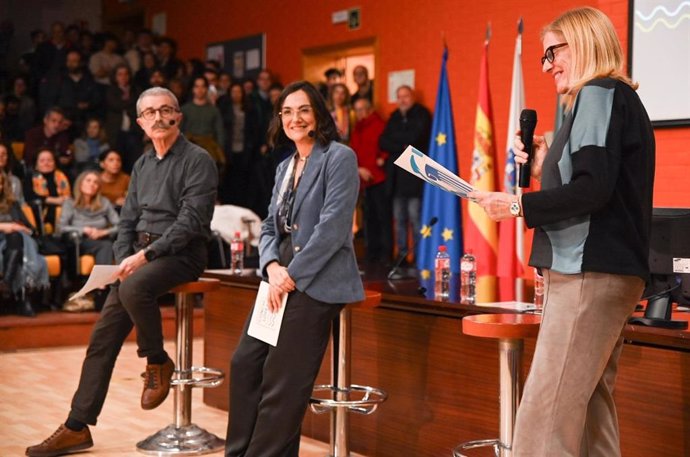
[
  {"left": 136, "top": 423, "right": 224, "bottom": 455},
  {"left": 171, "top": 366, "right": 224, "bottom": 388},
  {"left": 453, "top": 438, "right": 505, "bottom": 457},
  {"left": 309, "top": 384, "right": 388, "bottom": 415}
]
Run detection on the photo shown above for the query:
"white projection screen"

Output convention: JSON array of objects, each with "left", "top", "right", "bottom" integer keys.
[{"left": 630, "top": 0, "right": 690, "bottom": 126}]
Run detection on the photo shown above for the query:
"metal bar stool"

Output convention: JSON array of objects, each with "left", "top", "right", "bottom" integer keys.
[
  {"left": 310, "top": 290, "right": 387, "bottom": 457},
  {"left": 137, "top": 279, "right": 225, "bottom": 456},
  {"left": 453, "top": 314, "right": 541, "bottom": 457}
]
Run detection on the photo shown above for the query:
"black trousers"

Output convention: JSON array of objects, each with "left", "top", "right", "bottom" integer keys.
[
  {"left": 363, "top": 182, "right": 392, "bottom": 262},
  {"left": 68, "top": 242, "right": 206, "bottom": 425},
  {"left": 225, "top": 236, "right": 343, "bottom": 457}
]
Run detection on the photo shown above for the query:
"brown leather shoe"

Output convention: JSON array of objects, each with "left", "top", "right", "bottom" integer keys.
[
  {"left": 26, "top": 424, "right": 93, "bottom": 457},
  {"left": 141, "top": 357, "right": 175, "bottom": 410}
]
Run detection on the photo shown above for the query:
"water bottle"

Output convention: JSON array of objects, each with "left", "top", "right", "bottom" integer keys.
[
  {"left": 230, "top": 231, "right": 244, "bottom": 274},
  {"left": 434, "top": 245, "right": 451, "bottom": 301},
  {"left": 460, "top": 251, "right": 476, "bottom": 305},
  {"left": 534, "top": 268, "right": 544, "bottom": 310}
]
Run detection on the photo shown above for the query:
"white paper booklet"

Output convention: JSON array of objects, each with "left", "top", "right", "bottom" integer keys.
[
  {"left": 70, "top": 265, "right": 120, "bottom": 300},
  {"left": 247, "top": 281, "right": 289, "bottom": 347},
  {"left": 394, "top": 145, "right": 475, "bottom": 198}
]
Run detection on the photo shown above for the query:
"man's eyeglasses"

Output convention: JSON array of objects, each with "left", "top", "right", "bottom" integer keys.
[
  {"left": 279, "top": 105, "right": 313, "bottom": 120},
  {"left": 541, "top": 43, "right": 568, "bottom": 65},
  {"left": 139, "top": 106, "right": 179, "bottom": 120}
]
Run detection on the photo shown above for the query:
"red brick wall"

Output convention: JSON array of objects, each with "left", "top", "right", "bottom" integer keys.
[{"left": 104, "top": 0, "right": 689, "bottom": 207}]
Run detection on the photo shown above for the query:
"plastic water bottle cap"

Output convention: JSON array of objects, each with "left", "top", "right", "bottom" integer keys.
[{"left": 438, "top": 245, "right": 447, "bottom": 252}]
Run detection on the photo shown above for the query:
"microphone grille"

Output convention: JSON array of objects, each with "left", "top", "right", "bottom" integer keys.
[{"left": 520, "top": 109, "right": 537, "bottom": 123}]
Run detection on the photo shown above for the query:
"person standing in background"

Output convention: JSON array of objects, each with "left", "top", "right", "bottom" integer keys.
[
  {"left": 470, "top": 7, "right": 655, "bottom": 456},
  {"left": 379, "top": 85, "right": 431, "bottom": 265},
  {"left": 350, "top": 97, "right": 391, "bottom": 264}
]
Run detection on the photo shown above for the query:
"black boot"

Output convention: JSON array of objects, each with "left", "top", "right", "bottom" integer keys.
[
  {"left": 3, "top": 250, "right": 35, "bottom": 317},
  {"left": 15, "top": 289, "right": 36, "bottom": 317}
]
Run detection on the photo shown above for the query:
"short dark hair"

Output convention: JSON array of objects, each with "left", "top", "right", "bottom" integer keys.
[
  {"left": 267, "top": 80, "right": 339, "bottom": 148},
  {"left": 99, "top": 149, "right": 122, "bottom": 163},
  {"left": 44, "top": 106, "right": 65, "bottom": 119},
  {"left": 324, "top": 68, "right": 342, "bottom": 79}
]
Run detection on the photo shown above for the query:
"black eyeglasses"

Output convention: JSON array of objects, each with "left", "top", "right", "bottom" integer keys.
[
  {"left": 541, "top": 43, "right": 568, "bottom": 65},
  {"left": 139, "top": 105, "right": 179, "bottom": 120}
]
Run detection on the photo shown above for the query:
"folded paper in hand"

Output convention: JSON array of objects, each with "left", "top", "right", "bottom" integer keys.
[
  {"left": 247, "top": 281, "right": 288, "bottom": 346},
  {"left": 70, "top": 265, "right": 120, "bottom": 300},
  {"left": 394, "top": 145, "right": 475, "bottom": 198}
]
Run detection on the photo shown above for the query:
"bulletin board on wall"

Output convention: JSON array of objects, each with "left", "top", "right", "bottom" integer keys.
[
  {"left": 206, "top": 33, "right": 265, "bottom": 81},
  {"left": 628, "top": 0, "right": 690, "bottom": 126}
]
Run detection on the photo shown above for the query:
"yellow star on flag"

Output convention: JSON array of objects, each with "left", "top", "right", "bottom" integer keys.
[
  {"left": 442, "top": 227, "right": 454, "bottom": 242},
  {"left": 421, "top": 269, "right": 431, "bottom": 280},
  {"left": 420, "top": 224, "right": 433, "bottom": 238},
  {"left": 436, "top": 132, "right": 447, "bottom": 146}
]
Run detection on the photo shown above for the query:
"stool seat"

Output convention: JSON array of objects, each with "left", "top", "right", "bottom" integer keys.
[
  {"left": 463, "top": 313, "right": 541, "bottom": 340},
  {"left": 171, "top": 278, "right": 221, "bottom": 294}
]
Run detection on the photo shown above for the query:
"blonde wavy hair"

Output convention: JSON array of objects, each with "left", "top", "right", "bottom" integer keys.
[
  {"left": 74, "top": 170, "right": 103, "bottom": 212},
  {"left": 542, "top": 7, "right": 638, "bottom": 109},
  {"left": 0, "top": 171, "right": 16, "bottom": 213}
]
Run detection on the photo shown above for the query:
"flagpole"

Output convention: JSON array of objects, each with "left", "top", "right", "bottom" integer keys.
[{"left": 515, "top": 18, "right": 525, "bottom": 302}]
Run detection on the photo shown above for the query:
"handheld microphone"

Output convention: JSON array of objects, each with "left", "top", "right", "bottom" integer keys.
[
  {"left": 387, "top": 216, "right": 438, "bottom": 280},
  {"left": 307, "top": 130, "right": 315, "bottom": 138},
  {"left": 518, "top": 109, "right": 537, "bottom": 188},
  {"left": 168, "top": 119, "right": 176, "bottom": 126}
]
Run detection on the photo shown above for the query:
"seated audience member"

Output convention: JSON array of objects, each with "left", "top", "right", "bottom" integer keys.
[
  {"left": 181, "top": 76, "right": 225, "bottom": 170},
  {"left": 104, "top": 64, "right": 142, "bottom": 173},
  {"left": 328, "top": 83, "right": 353, "bottom": 144},
  {"left": 73, "top": 118, "right": 110, "bottom": 174},
  {"left": 125, "top": 29, "right": 156, "bottom": 75},
  {"left": 148, "top": 69, "right": 167, "bottom": 89},
  {"left": 350, "top": 97, "right": 391, "bottom": 263},
  {"left": 88, "top": 33, "right": 126, "bottom": 86},
  {"left": 58, "top": 170, "right": 118, "bottom": 311},
  {"left": 351, "top": 65, "right": 374, "bottom": 104},
  {"left": 0, "top": 95, "right": 24, "bottom": 143},
  {"left": 157, "top": 37, "right": 182, "bottom": 81},
  {"left": 23, "top": 107, "right": 72, "bottom": 170},
  {"left": 25, "top": 148, "right": 71, "bottom": 236},
  {"left": 40, "top": 50, "right": 101, "bottom": 133},
  {"left": 7, "top": 76, "right": 37, "bottom": 133},
  {"left": 0, "top": 141, "right": 25, "bottom": 204},
  {"left": 134, "top": 51, "right": 158, "bottom": 90},
  {"left": 98, "top": 150, "right": 129, "bottom": 208},
  {"left": 0, "top": 171, "right": 49, "bottom": 317}
]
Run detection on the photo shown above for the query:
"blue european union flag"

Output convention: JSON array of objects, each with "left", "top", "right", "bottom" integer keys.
[{"left": 417, "top": 48, "right": 463, "bottom": 279}]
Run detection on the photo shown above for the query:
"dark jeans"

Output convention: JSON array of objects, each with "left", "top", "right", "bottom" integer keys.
[
  {"left": 363, "top": 182, "right": 392, "bottom": 262},
  {"left": 63, "top": 234, "right": 114, "bottom": 279},
  {"left": 68, "top": 243, "right": 206, "bottom": 425},
  {"left": 225, "top": 235, "right": 343, "bottom": 457}
]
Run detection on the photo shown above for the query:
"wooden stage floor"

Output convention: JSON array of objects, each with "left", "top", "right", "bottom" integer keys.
[{"left": 0, "top": 309, "right": 363, "bottom": 456}]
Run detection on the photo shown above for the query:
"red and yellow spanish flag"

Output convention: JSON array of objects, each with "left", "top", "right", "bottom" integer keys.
[{"left": 467, "top": 37, "right": 498, "bottom": 302}]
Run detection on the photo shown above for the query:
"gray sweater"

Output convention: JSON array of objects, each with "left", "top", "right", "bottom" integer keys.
[{"left": 58, "top": 197, "right": 119, "bottom": 237}]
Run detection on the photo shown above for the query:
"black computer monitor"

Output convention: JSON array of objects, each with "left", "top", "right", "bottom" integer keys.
[{"left": 629, "top": 208, "right": 690, "bottom": 329}]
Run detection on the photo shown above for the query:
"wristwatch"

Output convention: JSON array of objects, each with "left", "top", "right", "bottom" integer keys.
[
  {"left": 144, "top": 246, "right": 156, "bottom": 262},
  {"left": 509, "top": 198, "right": 521, "bottom": 217}
]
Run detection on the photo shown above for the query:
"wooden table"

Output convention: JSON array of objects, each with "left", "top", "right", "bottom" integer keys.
[{"left": 202, "top": 270, "right": 690, "bottom": 457}]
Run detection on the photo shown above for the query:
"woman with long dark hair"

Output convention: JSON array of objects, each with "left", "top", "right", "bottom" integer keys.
[{"left": 225, "top": 81, "right": 364, "bottom": 457}]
